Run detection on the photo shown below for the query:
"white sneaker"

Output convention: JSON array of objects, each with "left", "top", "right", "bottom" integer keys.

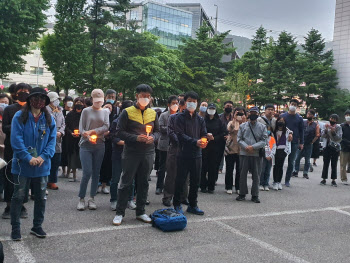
[
  {"left": 236, "top": 190, "right": 240, "bottom": 195},
  {"left": 77, "top": 199, "right": 85, "bottom": 211},
  {"left": 110, "top": 201, "right": 117, "bottom": 211},
  {"left": 272, "top": 183, "right": 278, "bottom": 191},
  {"left": 278, "top": 183, "right": 283, "bottom": 190},
  {"left": 127, "top": 201, "right": 136, "bottom": 210},
  {"left": 46, "top": 190, "right": 49, "bottom": 195},
  {"left": 113, "top": 215, "right": 123, "bottom": 226},
  {"left": 259, "top": 185, "right": 264, "bottom": 191},
  {"left": 226, "top": 189, "right": 233, "bottom": 195},
  {"left": 97, "top": 186, "right": 102, "bottom": 193},
  {"left": 341, "top": 180, "right": 349, "bottom": 185},
  {"left": 264, "top": 186, "right": 270, "bottom": 191},
  {"left": 136, "top": 214, "right": 152, "bottom": 223},
  {"left": 102, "top": 187, "right": 110, "bottom": 194},
  {"left": 88, "top": 198, "right": 97, "bottom": 210}
]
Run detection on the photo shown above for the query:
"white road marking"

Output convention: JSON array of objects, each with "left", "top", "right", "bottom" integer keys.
[
  {"left": 214, "top": 221, "right": 310, "bottom": 263},
  {"left": 330, "top": 208, "right": 350, "bottom": 217},
  {"left": 9, "top": 241, "right": 36, "bottom": 263},
  {"left": 1, "top": 205, "right": 350, "bottom": 242}
]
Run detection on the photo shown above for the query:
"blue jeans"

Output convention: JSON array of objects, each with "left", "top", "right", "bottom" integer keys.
[
  {"left": 49, "top": 153, "right": 61, "bottom": 183},
  {"left": 294, "top": 144, "right": 313, "bottom": 175},
  {"left": 11, "top": 175, "right": 48, "bottom": 230},
  {"left": 260, "top": 158, "right": 272, "bottom": 187},
  {"left": 285, "top": 143, "right": 299, "bottom": 183},
  {"left": 79, "top": 143, "right": 105, "bottom": 199}
]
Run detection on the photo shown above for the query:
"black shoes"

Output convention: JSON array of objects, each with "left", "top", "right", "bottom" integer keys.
[
  {"left": 11, "top": 229, "right": 21, "bottom": 241},
  {"left": 303, "top": 174, "right": 309, "bottom": 179},
  {"left": 320, "top": 179, "right": 326, "bottom": 185},
  {"left": 236, "top": 195, "right": 246, "bottom": 201},
  {"left": 292, "top": 172, "right": 298, "bottom": 177},
  {"left": 331, "top": 181, "right": 337, "bottom": 187},
  {"left": 155, "top": 188, "right": 162, "bottom": 195},
  {"left": 162, "top": 199, "right": 172, "bottom": 207},
  {"left": 181, "top": 199, "right": 189, "bottom": 206},
  {"left": 207, "top": 190, "right": 214, "bottom": 194},
  {"left": 30, "top": 227, "right": 47, "bottom": 238},
  {"left": 251, "top": 196, "right": 261, "bottom": 203},
  {"left": 200, "top": 188, "right": 207, "bottom": 193}
]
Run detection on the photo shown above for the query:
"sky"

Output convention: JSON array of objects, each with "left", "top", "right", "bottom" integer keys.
[{"left": 48, "top": 0, "right": 337, "bottom": 43}]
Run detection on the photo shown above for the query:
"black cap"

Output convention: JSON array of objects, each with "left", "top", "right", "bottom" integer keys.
[
  {"left": 26, "top": 87, "right": 50, "bottom": 106},
  {"left": 208, "top": 103, "right": 216, "bottom": 109}
]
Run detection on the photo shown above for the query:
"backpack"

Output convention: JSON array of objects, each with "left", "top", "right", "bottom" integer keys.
[{"left": 150, "top": 208, "right": 187, "bottom": 232}]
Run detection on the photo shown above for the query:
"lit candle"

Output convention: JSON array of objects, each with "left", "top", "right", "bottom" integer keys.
[
  {"left": 146, "top": 125, "right": 152, "bottom": 137},
  {"left": 90, "top": 135, "right": 97, "bottom": 144},
  {"left": 201, "top": 138, "right": 208, "bottom": 144},
  {"left": 74, "top": 129, "right": 79, "bottom": 135}
]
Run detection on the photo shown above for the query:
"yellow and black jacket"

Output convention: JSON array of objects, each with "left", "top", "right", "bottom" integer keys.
[{"left": 116, "top": 103, "right": 160, "bottom": 155}]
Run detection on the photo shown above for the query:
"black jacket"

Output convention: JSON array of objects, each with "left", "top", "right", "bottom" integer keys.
[
  {"left": 341, "top": 122, "right": 350, "bottom": 152},
  {"left": 203, "top": 115, "right": 227, "bottom": 151},
  {"left": 2, "top": 103, "right": 22, "bottom": 149},
  {"left": 175, "top": 110, "right": 207, "bottom": 159}
]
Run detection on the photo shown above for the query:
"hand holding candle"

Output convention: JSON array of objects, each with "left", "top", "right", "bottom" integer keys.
[
  {"left": 146, "top": 125, "right": 152, "bottom": 137},
  {"left": 89, "top": 135, "right": 97, "bottom": 144},
  {"left": 73, "top": 129, "right": 80, "bottom": 137}
]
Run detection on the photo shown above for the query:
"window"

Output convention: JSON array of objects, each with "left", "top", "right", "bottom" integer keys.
[
  {"left": 30, "top": 67, "right": 44, "bottom": 75},
  {"left": 130, "top": 10, "right": 138, "bottom": 20}
]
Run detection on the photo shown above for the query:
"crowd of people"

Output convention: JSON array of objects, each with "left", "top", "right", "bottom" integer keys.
[{"left": 0, "top": 82, "right": 349, "bottom": 241}]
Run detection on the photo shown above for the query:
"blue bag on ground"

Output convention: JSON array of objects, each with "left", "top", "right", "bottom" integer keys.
[{"left": 150, "top": 208, "right": 187, "bottom": 232}]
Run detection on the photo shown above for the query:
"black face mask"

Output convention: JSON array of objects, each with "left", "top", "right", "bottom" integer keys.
[
  {"left": 224, "top": 108, "right": 232, "bottom": 113},
  {"left": 249, "top": 114, "right": 258, "bottom": 121},
  {"left": 17, "top": 92, "right": 29, "bottom": 102},
  {"left": 277, "top": 122, "right": 285, "bottom": 127},
  {"left": 75, "top": 104, "right": 84, "bottom": 110},
  {"left": 237, "top": 112, "right": 244, "bottom": 116},
  {"left": 307, "top": 117, "right": 313, "bottom": 121},
  {"left": 330, "top": 121, "right": 336, "bottom": 126}
]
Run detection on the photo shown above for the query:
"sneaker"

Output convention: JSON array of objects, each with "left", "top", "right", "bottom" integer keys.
[
  {"left": 11, "top": 229, "right": 21, "bottom": 241},
  {"left": 226, "top": 189, "right": 233, "bottom": 195},
  {"left": 236, "top": 190, "right": 240, "bottom": 195},
  {"left": 181, "top": 199, "right": 189, "bottom": 206},
  {"left": 58, "top": 173, "right": 67, "bottom": 178},
  {"left": 88, "top": 198, "right": 97, "bottom": 210},
  {"left": 77, "top": 200, "right": 85, "bottom": 211},
  {"left": 127, "top": 201, "right": 136, "bottom": 210},
  {"left": 47, "top": 183, "right": 59, "bottom": 190},
  {"left": 278, "top": 183, "right": 283, "bottom": 190},
  {"left": 292, "top": 172, "right": 298, "bottom": 177},
  {"left": 207, "top": 190, "right": 214, "bottom": 194},
  {"left": 162, "top": 199, "right": 172, "bottom": 207},
  {"left": 46, "top": 190, "right": 49, "bottom": 195},
  {"left": 219, "top": 170, "right": 223, "bottom": 174},
  {"left": 110, "top": 201, "right": 117, "bottom": 211},
  {"left": 309, "top": 166, "right": 314, "bottom": 172},
  {"left": 200, "top": 188, "right": 207, "bottom": 193},
  {"left": 136, "top": 214, "right": 152, "bottom": 223},
  {"left": 285, "top": 182, "right": 290, "bottom": 187},
  {"left": 20, "top": 206, "right": 28, "bottom": 219},
  {"left": 174, "top": 205, "right": 184, "bottom": 214},
  {"left": 113, "top": 215, "right": 123, "bottom": 226},
  {"left": 251, "top": 196, "right": 261, "bottom": 203},
  {"left": 69, "top": 178, "right": 77, "bottom": 182},
  {"left": 2, "top": 207, "right": 10, "bottom": 219},
  {"left": 259, "top": 185, "right": 264, "bottom": 191},
  {"left": 303, "top": 174, "right": 309, "bottom": 179},
  {"left": 236, "top": 195, "right": 246, "bottom": 201},
  {"left": 187, "top": 206, "right": 204, "bottom": 215},
  {"left": 264, "top": 186, "right": 269, "bottom": 191},
  {"left": 30, "top": 227, "right": 46, "bottom": 238},
  {"left": 331, "top": 181, "right": 337, "bottom": 187},
  {"left": 145, "top": 200, "right": 150, "bottom": 205},
  {"left": 320, "top": 179, "right": 326, "bottom": 185},
  {"left": 102, "top": 187, "right": 109, "bottom": 194},
  {"left": 155, "top": 188, "right": 162, "bottom": 195},
  {"left": 272, "top": 183, "right": 278, "bottom": 191},
  {"left": 97, "top": 186, "right": 102, "bottom": 194},
  {"left": 313, "top": 163, "right": 317, "bottom": 167},
  {"left": 341, "top": 180, "right": 348, "bottom": 185}
]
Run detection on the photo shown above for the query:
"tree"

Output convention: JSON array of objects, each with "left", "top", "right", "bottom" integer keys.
[
  {"left": 40, "top": 0, "right": 91, "bottom": 93},
  {"left": 108, "top": 29, "right": 185, "bottom": 102},
  {"left": 0, "top": 0, "right": 49, "bottom": 78},
  {"left": 178, "top": 25, "right": 235, "bottom": 100}
]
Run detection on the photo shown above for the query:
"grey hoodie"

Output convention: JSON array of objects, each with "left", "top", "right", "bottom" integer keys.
[{"left": 46, "top": 105, "right": 65, "bottom": 153}]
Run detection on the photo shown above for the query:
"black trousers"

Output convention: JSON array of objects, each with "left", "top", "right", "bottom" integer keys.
[
  {"left": 200, "top": 148, "right": 220, "bottom": 191},
  {"left": 156, "top": 150, "right": 167, "bottom": 189},
  {"left": 322, "top": 146, "right": 339, "bottom": 180},
  {"left": 273, "top": 149, "right": 287, "bottom": 183},
  {"left": 173, "top": 157, "right": 201, "bottom": 207},
  {"left": 225, "top": 154, "right": 240, "bottom": 190}
]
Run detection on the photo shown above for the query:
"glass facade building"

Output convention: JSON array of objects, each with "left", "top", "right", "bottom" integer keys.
[{"left": 142, "top": 2, "right": 192, "bottom": 49}]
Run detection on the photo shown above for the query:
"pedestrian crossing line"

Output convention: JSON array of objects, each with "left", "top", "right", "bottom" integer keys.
[
  {"left": 214, "top": 221, "right": 310, "bottom": 263},
  {"left": 1, "top": 205, "right": 350, "bottom": 242},
  {"left": 9, "top": 241, "right": 36, "bottom": 263}
]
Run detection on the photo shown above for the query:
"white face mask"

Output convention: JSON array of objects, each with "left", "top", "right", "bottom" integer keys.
[
  {"left": 138, "top": 98, "right": 150, "bottom": 107},
  {"left": 186, "top": 102, "right": 197, "bottom": 112},
  {"left": 207, "top": 109, "right": 216, "bottom": 115},
  {"left": 53, "top": 100, "right": 60, "bottom": 107},
  {"left": 93, "top": 101, "right": 103, "bottom": 109},
  {"left": 67, "top": 101, "right": 73, "bottom": 108},
  {"left": 289, "top": 105, "right": 297, "bottom": 112},
  {"left": 346, "top": 116, "right": 350, "bottom": 122},
  {"left": 170, "top": 104, "right": 179, "bottom": 112}
]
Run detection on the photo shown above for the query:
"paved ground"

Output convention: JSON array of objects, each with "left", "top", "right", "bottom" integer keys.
[{"left": 1, "top": 157, "right": 350, "bottom": 263}]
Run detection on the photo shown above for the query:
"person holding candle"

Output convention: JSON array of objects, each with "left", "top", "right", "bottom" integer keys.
[
  {"left": 173, "top": 91, "right": 207, "bottom": 215},
  {"left": 200, "top": 103, "right": 226, "bottom": 194},
  {"left": 65, "top": 97, "right": 84, "bottom": 182},
  {"left": 77, "top": 89, "right": 109, "bottom": 211},
  {"left": 112, "top": 84, "right": 160, "bottom": 226}
]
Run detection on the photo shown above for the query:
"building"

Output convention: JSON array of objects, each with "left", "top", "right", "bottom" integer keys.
[{"left": 333, "top": 0, "right": 350, "bottom": 91}]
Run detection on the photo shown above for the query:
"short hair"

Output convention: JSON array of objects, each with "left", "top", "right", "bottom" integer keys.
[
  {"left": 344, "top": 109, "right": 350, "bottom": 116},
  {"left": 85, "top": 97, "right": 92, "bottom": 107},
  {"left": 73, "top": 97, "right": 85, "bottom": 105},
  {"left": 290, "top": 99, "right": 299, "bottom": 105},
  {"left": 15, "top": 83, "right": 32, "bottom": 93},
  {"left": 307, "top": 109, "right": 316, "bottom": 116},
  {"left": 330, "top": 114, "right": 339, "bottom": 121},
  {"left": 8, "top": 83, "right": 17, "bottom": 94},
  {"left": 224, "top": 101, "right": 234, "bottom": 106},
  {"left": 179, "top": 99, "right": 185, "bottom": 106},
  {"left": 167, "top": 95, "right": 179, "bottom": 105},
  {"left": 136, "top": 84, "right": 153, "bottom": 94},
  {"left": 0, "top": 93, "right": 12, "bottom": 105},
  {"left": 184, "top": 91, "right": 199, "bottom": 101},
  {"left": 106, "top": 89, "right": 116, "bottom": 96},
  {"left": 63, "top": 96, "right": 73, "bottom": 103},
  {"left": 234, "top": 106, "right": 247, "bottom": 115},
  {"left": 178, "top": 94, "right": 185, "bottom": 97},
  {"left": 121, "top": 100, "right": 133, "bottom": 111},
  {"left": 265, "top": 104, "right": 274, "bottom": 110}
]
